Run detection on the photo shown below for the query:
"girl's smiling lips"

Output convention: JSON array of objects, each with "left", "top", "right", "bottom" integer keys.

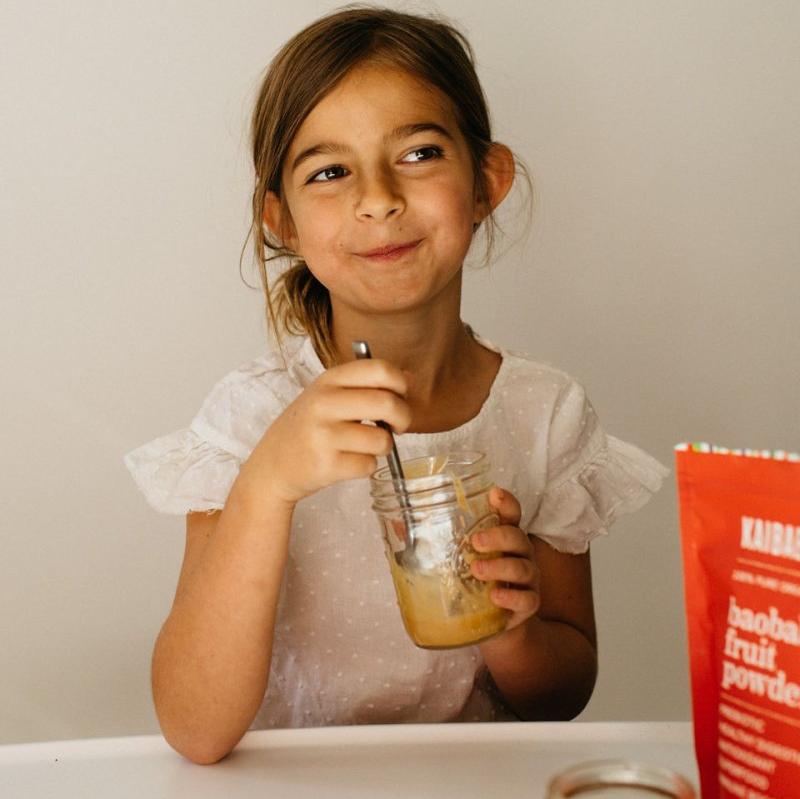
[{"left": 355, "top": 239, "right": 422, "bottom": 260}]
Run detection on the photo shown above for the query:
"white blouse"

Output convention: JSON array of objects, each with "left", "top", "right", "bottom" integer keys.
[{"left": 124, "top": 329, "right": 669, "bottom": 727}]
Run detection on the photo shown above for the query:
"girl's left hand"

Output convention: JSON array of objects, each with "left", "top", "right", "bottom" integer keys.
[{"left": 469, "top": 486, "right": 541, "bottom": 632}]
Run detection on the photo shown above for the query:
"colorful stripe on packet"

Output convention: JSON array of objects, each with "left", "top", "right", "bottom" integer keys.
[{"left": 674, "top": 442, "right": 800, "bottom": 461}]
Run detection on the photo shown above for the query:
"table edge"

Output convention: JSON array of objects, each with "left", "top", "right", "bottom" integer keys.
[{"left": 0, "top": 721, "right": 693, "bottom": 764}]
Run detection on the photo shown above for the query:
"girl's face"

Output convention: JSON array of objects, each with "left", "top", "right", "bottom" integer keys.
[{"left": 265, "top": 63, "right": 488, "bottom": 316}]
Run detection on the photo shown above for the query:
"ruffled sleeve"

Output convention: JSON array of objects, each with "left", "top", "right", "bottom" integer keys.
[
  {"left": 123, "top": 428, "right": 241, "bottom": 515},
  {"left": 123, "top": 357, "right": 287, "bottom": 516},
  {"left": 528, "top": 378, "right": 669, "bottom": 554}
]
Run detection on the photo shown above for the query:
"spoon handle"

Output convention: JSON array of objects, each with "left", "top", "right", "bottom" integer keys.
[{"left": 351, "top": 341, "right": 415, "bottom": 544}]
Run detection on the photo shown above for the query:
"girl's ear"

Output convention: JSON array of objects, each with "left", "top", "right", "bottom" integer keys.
[
  {"left": 474, "top": 143, "right": 516, "bottom": 224},
  {"left": 263, "top": 191, "right": 300, "bottom": 252}
]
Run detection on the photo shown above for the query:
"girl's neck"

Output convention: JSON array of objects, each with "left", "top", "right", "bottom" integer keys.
[
  {"left": 335, "top": 313, "right": 472, "bottom": 395},
  {"left": 327, "top": 293, "right": 502, "bottom": 433}
]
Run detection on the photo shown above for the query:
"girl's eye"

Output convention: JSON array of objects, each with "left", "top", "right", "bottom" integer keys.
[
  {"left": 402, "top": 146, "right": 443, "bottom": 163},
  {"left": 308, "top": 165, "right": 348, "bottom": 183}
]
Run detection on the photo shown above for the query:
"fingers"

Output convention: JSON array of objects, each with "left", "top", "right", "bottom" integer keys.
[
  {"left": 329, "top": 420, "right": 395, "bottom": 457},
  {"left": 304, "top": 422, "right": 387, "bottom": 484},
  {"left": 320, "top": 387, "right": 412, "bottom": 433},
  {"left": 469, "top": 520, "right": 541, "bottom": 619},
  {"left": 471, "top": 524, "right": 531, "bottom": 558},
  {"left": 334, "top": 452, "right": 380, "bottom": 482},
  {"left": 322, "top": 358, "right": 410, "bottom": 397},
  {"left": 258, "top": 358, "right": 411, "bottom": 504},
  {"left": 313, "top": 359, "right": 413, "bottom": 433},
  {"left": 471, "top": 551, "right": 539, "bottom": 588},
  {"left": 488, "top": 485, "right": 522, "bottom": 527},
  {"left": 488, "top": 584, "right": 541, "bottom": 616}
]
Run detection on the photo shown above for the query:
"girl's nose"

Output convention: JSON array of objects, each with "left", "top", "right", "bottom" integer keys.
[{"left": 355, "top": 170, "right": 405, "bottom": 221}]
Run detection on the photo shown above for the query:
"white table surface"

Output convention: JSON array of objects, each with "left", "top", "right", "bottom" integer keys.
[{"left": 0, "top": 722, "right": 698, "bottom": 798}]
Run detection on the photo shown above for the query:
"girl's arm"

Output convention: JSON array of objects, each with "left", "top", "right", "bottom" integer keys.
[
  {"left": 151, "top": 358, "right": 411, "bottom": 764},
  {"left": 480, "top": 540, "right": 597, "bottom": 720},
  {"left": 474, "top": 488, "right": 598, "bottom": 720},
  {"left": 151, "top": 477, "right": 294, "bottom": 765}
]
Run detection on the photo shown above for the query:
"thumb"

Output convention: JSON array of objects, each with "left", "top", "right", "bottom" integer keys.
[{"left": 489, "top": 485, "right": 521, "bottom": 526}]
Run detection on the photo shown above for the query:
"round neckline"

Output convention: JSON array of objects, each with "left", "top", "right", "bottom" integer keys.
[{"left": 298, "top": 327, "right": 513, "bottom": 442}]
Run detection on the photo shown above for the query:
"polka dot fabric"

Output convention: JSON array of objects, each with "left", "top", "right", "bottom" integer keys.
[{"left": 123, "top": 329, "right": 668, "bottom": 727}]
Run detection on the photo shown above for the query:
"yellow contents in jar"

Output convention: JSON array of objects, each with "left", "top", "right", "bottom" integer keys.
[
  {"left": 388, "top": 556, "right": 509, "bottom": 649},
  {"left": 384, "top": 456, "right": 507, "bottom": 648},
  {"left": 451, "top": 471, "right": 471, "bottom": 514}
]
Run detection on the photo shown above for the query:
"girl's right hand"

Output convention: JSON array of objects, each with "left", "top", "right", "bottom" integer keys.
[{"left": 236, "top": 358, "right": 412, "bottom": 509}]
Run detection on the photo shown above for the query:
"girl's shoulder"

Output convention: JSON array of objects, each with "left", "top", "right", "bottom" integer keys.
[
  {"left": 472, "top": 333, "right": 669, "bottom": 555},
  {"left": 122, "top": 335, "right": 321, "bottom": 516},
  {"left": 199, "top": 334, "right": 323, "bottom": 414},
  {"left": 187, "top": 335, "right": 322, "bottom": 453},
  {"left": 469, "top": 327, "right": 582, "bottom": 401}
]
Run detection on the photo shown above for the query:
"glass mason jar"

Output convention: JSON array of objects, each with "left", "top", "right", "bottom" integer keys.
[
  {"left": 369, "top": 450, "right": 511, "bottom": 649},
  {"left": 545, "top": 760, "right": 697, "bottom": 798}
]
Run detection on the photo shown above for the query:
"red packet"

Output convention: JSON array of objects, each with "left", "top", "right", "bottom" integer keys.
[{"left": 676, "top": 443, "right": 800, "bottom": 799}]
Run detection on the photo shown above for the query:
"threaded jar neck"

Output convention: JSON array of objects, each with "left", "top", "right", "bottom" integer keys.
[{"left": 369, "top": 451, "right": 492, "bottom": 515}]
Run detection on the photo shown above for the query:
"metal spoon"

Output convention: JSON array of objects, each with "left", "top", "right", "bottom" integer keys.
[{"left": 351, "top": 340, "right": 416, "bottom": 552}]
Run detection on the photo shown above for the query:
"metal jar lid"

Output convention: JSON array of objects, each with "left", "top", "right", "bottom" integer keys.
[{"left": 545, "top": 759, "right": 697, "bottom": 798}]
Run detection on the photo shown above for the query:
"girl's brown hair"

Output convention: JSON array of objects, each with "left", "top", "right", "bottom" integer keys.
[{"left": 242, "top": 4, "right": 528, "bottom": 367}]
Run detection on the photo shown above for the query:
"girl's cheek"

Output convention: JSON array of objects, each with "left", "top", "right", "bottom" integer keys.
[{"left": 295, "top": 211, "right": 339, "bottom": 250}]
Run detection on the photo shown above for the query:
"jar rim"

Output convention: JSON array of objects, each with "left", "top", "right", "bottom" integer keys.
[
  {"left": 369, "top": 450, "right": 488, "bottom": 493},
  {"left": 546, "top": 759, "right": 696, "bottom": 798}
]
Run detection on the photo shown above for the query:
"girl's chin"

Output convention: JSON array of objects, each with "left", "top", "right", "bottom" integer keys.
[{"left": 352, "top": 290, "right": 451, "bottom": 316}]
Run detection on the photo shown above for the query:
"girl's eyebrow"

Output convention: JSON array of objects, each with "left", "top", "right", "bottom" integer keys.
[{"left": 290, "top": 122, "right": 454, "bottom": 174}]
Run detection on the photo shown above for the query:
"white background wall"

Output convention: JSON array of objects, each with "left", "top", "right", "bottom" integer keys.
[{"left": 2, "top": 0, "right": 798, "bottom": 744}]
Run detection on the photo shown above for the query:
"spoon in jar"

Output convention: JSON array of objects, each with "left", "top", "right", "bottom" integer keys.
[{"left": 351, "top": 340, "right": 417, "bottom": 552}]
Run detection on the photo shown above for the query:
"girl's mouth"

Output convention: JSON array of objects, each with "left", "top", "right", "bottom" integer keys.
[{"left": 356, "top": 239, "right": 422, "bottom": 260}]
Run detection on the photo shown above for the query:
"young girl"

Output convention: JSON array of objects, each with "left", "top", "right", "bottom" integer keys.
[{"left": 124, "top": 6, "right": 668, "bottom": 764}]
